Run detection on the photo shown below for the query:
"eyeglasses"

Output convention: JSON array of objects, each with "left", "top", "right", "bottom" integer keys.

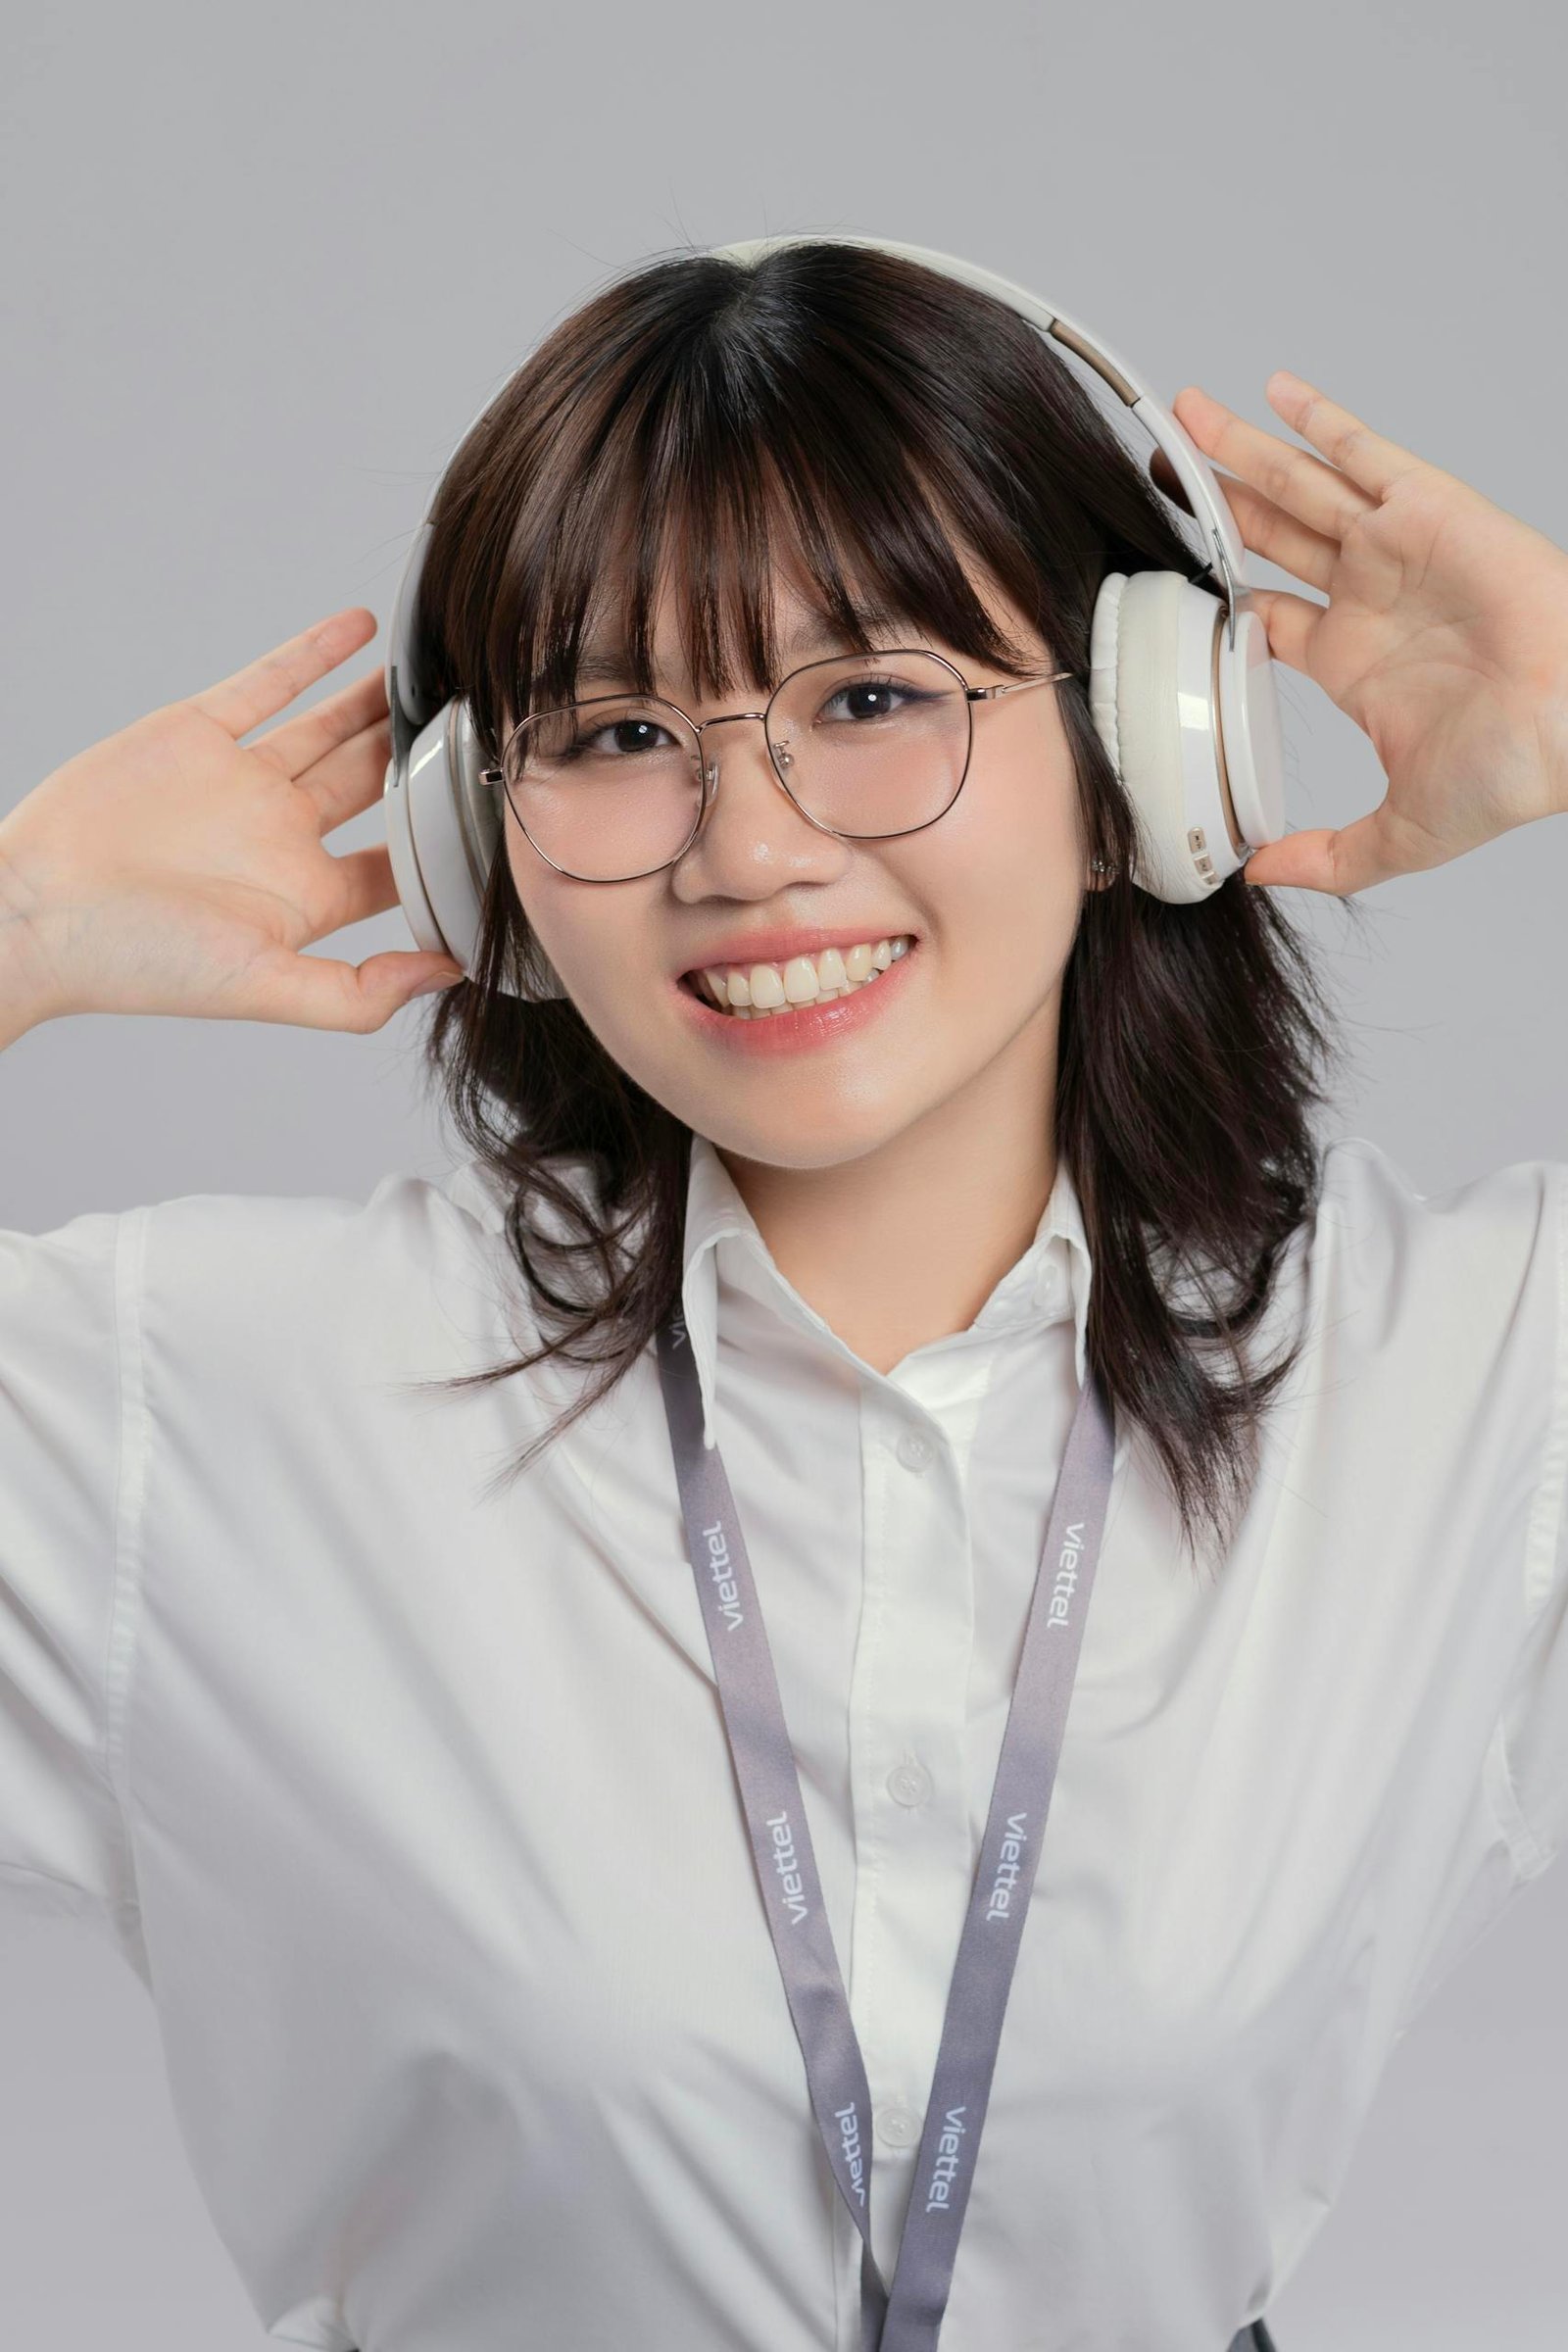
[{"left": 481, "top": 647, "right": 1078, "bottom": 884}]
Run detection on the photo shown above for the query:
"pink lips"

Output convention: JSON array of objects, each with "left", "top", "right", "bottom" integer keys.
[{"left": 672, "top": 940, "right": 919, "bottom": 1054}]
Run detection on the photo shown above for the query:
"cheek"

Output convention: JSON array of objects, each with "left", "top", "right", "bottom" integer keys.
[
  {"left": 506, "top": 849, "right": 670, "bottom": 1038},
  {"left": 927, "top": 748, "right": 1084, "bottom": 939},
  {"left": 507, "top": 847, "right": 612, "bottom": 980}
]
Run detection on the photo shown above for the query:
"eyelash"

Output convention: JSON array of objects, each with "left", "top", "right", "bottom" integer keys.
[{"left": 531, "top": 658, "right": 954, "bottom": 777}]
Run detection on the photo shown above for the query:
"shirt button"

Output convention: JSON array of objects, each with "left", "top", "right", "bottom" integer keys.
[
  {"left": 886, "top": 1760, "right": 933, "bottom": 1808},
  {"left": 875, "top": 2102, "right": 923, "bottom": 2149},
  {"left": 896, "top": 1428, "right": 934, "bottom": 1473}
]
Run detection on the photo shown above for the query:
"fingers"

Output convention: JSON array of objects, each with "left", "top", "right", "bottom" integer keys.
[
  {"left": 1241, "top": 805, "right": 1446, "bottom": 898},
  {"left": 245, "top": 941, "right": 466, "bottom": 1033},
  {"left": 1206, "top": 474, "right": 1342, "bottom": 595},
  {"left": 1152, "top": 435, "right": 1342, "bottom": 592},
  {"left": 1261, "top": 370, "right": 1436, "bottom": 503},
  {"left": 186, "top": 608, "right": 378, "bottom": 741},
  {"left": 249, "top": 660, "right": 388, "bottom": 783},
  {"left": 1239, "top": 825, "right": 1358, "bottom": 894},
  {"left": 321, "top": 841, "right": 402, "bottom": 928},
  {"left": 1228, "top": 583, "right": 1329, "bottom": 681},
  {"left": 1173, "top": 383, "right": 1378, "bottom": 545},
  {"left": 293, "top": 711, "right": 394, "bottom": 836}
]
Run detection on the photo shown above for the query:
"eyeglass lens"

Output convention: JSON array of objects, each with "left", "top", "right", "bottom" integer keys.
[{"left": 501, "top": 651, "right": 972, "bottom": 882}]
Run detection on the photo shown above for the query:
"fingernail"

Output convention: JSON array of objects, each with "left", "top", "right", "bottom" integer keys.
[{"left": 412, "top": 968, "right": 465, "bottom": 996}]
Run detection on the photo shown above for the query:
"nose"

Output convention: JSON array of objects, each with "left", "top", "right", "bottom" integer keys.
[
  {"left": 678, "top": 710, "right": 837, "bottom": 884},
  {"left": 669, "top": 715, "right": 844, "bottom": 903}
]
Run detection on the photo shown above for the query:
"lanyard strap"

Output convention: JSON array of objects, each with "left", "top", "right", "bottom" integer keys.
[{"left": 655, "top": 1306, "right": 1116, "bottom": 2351}]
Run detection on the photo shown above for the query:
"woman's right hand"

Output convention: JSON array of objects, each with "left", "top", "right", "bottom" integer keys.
[{"left": 0, "top": 608, "right": 469, "bottom": 1036}]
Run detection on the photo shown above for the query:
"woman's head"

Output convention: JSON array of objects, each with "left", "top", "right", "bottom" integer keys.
[
  {"left": 429, "top": 242, "right": 1151, "bottom": 1171},
  {"left": 501, "top": 545, "right": 1094, "bottom": 1177},
  {"left": 414, "top": 240, "right": 1348, "bottom": 1567}
]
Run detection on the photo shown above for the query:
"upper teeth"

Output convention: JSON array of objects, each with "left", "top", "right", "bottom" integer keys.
[{"left": 693, "top": 935, "right": 911, "bottom": 1012}]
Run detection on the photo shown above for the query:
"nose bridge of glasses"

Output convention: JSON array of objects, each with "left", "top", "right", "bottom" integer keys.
[{"left": 694, "top": 704, "right": 791, "bottom": 787}]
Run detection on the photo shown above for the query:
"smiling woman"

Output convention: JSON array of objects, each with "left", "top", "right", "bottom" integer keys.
[
  {"left": 6, "top": 226, "right": 1568, "bottom": 2352},
  {"left": 409, "top": 237, "right": 1344, "bottom": 1564}
]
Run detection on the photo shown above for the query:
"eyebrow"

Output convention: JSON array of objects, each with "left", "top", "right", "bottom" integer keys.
[{"left": 570, "top": 614, "right": 924, "bottom": 695}]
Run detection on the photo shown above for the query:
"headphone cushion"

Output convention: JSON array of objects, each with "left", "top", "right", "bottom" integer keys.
[
  {"left": 1089, "top": 568, "right": 1217, "bottom": 903},
  {"left": 1087, "top": 569, "right": 1128, "bottom": 784}
]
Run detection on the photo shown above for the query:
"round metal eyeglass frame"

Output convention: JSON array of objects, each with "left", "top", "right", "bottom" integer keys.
[{"left": 479, "top": 648, "right": 1081, "bottom": 883}]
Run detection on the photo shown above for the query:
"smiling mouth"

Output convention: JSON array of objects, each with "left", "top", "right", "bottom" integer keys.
[{"left": 679, "top": 935, "right": 915, "bottom": 1017}]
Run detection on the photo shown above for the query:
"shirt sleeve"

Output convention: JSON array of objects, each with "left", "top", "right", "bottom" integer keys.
[
  {"left": 1492, "top": 1154, "right": 1568, "bottom": 1879},
  {"left": 0, "top": 1206, "right": 143, "bottom": 1926}
]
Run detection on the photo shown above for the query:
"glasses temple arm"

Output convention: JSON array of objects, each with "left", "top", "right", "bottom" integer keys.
[{"left": 966, "top": 667, "right": 1079, "bottom": 703}]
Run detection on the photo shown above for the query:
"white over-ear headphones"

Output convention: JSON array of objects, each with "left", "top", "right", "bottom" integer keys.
[{"left": 382, "top": 235, "right": 1288, "bottom": 1003}]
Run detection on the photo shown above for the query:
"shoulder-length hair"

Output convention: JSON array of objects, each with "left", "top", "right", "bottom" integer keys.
[{"left": 409, "top": 239, "right": 1356, "bottom": 1574}]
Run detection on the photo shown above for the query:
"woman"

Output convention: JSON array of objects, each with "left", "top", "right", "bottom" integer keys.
[{"left": 1, "top": 241, "right": 1564, "bottom": 2352}]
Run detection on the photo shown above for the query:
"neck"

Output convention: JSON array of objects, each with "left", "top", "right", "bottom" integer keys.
[{"left": 714, "top": 996, "right": 1060, "bottom": 1377}]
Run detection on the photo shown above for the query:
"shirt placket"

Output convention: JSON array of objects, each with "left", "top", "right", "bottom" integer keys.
[{"left": 835, "top": 1348, "right": 997, "bottom": 2325}]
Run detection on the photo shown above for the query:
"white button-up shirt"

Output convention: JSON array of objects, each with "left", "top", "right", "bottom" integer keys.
[{"left": 2, "top": 1130, "right": 1565, "bottom": 2351}]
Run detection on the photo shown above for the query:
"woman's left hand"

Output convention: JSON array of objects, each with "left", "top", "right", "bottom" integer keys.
[{"left": 1165, "top": 371, "right": 1568, "bottom": 893}]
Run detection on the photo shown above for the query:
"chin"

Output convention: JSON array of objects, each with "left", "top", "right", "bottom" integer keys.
[{"left": 684, "top": 1090, "right": 943, "bottom": 1171}]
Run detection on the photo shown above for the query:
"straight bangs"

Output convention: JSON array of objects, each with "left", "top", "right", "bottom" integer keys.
[{"left": 508, "top": 368, "right": 1041, "bottom": 722}]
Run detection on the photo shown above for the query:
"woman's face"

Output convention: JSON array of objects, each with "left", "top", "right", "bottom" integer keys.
[{"left": 502, "top": 556, "right": 1091, "bottom": 1173}]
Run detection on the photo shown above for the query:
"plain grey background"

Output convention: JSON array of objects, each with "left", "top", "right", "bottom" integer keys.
[{"left": 4, "top": 0, "right": 1565, "bottom": 2342}]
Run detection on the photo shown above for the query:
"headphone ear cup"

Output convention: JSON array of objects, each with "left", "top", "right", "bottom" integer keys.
[
  {"left": 450, "top": 705, "right": 569, "bottom": 1003},
  {"left": 1087, "top": 569, "right": 1253, "bottom": 905},
  {"left": 392, "top": 701, "right": 567, "bottom": 1003}
]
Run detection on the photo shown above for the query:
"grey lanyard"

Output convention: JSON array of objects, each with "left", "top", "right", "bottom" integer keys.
[{"left": 655, "top": 1305, "right": 1116, "bottom": 2352}]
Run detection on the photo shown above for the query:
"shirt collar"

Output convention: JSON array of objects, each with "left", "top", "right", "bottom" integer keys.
[{"left": 678, "top": 1131, "right": 1094, "bottom": 1450}]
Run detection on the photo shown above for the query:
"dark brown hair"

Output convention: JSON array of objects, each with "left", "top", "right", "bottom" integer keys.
[{"left": 409, "top": 239, "right": 1359, "bottom": 1573}]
